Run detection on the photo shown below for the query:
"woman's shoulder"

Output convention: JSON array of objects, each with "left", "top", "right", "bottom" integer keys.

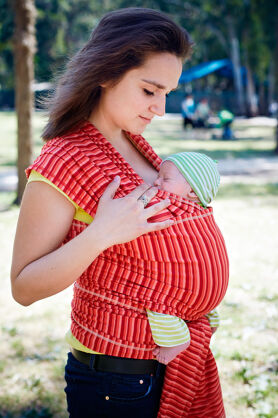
[
  {"left": 26, "top": 121, "right": 104, "bottom": 212},
  {"left": 29, "top": 121, "right": 106, "bottom": 175},
  {"left": 43, "top": 120, "right": 98, "bottom": 153},
  {"left": 26, "top": 121, "right": 98, "bottom": 181}
]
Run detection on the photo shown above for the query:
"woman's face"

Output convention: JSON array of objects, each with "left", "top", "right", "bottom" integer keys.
[{"left": 96, "top": 53, "right": 182, "bottom": 136}]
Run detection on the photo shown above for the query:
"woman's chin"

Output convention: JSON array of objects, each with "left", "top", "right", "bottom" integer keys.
[{"left": 129, "top": 126, "right": 146, "bottom": 136}]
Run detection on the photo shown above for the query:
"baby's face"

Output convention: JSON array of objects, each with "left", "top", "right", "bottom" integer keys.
[{"left": 154, "top": 161, "right": 197, "bottom": 200}]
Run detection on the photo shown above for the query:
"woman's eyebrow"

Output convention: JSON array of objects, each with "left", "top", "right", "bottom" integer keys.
[
  {"left": 141, "top": 79, "right": 178, "bottom": 91},
  {"left": 141, "top": 79, "right": 165, "bottom": 89}
]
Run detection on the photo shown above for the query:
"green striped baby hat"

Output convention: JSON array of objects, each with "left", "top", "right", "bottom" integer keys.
[{"left": 164, "top": 152, "right": 220, "bottom": 207}]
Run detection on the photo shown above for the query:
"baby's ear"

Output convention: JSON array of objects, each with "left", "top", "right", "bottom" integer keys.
[{"left": 188, "top": 189, "right": 200, "bottom": 202}]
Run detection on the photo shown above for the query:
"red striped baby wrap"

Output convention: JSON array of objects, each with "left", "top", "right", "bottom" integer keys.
[{"left": 26, "top": 121, "right": 229, "bottom": 417}]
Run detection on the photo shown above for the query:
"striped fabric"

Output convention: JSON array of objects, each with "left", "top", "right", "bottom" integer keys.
[
  {"left": 147, "top": 309, "right": 191, "bottom": 347},
  {"left": 29, "top": 170, "right": 219, "bottom": 347},
  {"left": 206, "top": 308, "right": 220, "bottom": 327},
  {"left": 147, "top": 307, "right": 219, "bottom": 347},
  {"left": 26, "top": 121, "right": 229, "bottom": 417},
  {"left": 158, "top": 317, "right": 225, "bottom": 418}
]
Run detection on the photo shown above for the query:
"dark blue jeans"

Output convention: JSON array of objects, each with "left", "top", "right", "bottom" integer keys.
[{"left": 64, "top": 352, "right": 165, "bottom": 418}]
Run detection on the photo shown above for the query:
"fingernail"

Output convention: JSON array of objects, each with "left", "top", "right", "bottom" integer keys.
[{"left": 114, "top": 176, "right": 120, "bottom": 181}]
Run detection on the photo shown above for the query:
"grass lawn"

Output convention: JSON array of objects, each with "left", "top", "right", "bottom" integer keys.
[{"left": 1, "top": 112, "right": 278, "bottom": 417}]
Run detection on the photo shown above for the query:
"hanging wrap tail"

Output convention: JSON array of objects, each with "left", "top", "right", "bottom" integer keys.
[{"left": 26, "top": 121, "right": 228, "bottom": 417}]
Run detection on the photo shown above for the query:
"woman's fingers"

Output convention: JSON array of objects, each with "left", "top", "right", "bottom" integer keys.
[
  {"left": 100, "top": 179, "right": 158, "bottom": 205},
  {"left": 128, "top": 183, "right": 156, "bottom": 200},
  {"left": 100, "top": 176, "right": 121, "bottom": 201},
  {"left": 148, "top": 219, "right": 174, "bottom": 232},
  {"left": 144, "top": 198, "right": 171, "bottom": 217},
  {"left": 94, "top": 179, "right": 174, "bottom": 247}
]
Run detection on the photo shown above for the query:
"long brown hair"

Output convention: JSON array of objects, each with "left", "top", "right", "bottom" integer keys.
[{"left": 42, "top": 8, "right": 193, "bottom": 140}]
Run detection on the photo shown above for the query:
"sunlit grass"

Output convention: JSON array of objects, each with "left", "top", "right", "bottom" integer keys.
[{"left": 211, "top": 197, "right": 278, "bottom": 417}]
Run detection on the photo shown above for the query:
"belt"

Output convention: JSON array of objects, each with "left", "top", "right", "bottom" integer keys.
[{"left": 71, "top": 348, "right": 158, "bottom": 375}]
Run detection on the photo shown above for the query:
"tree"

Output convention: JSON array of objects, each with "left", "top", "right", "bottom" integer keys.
[
  {"left": 252, "top": 0, "right": 278, "bottom": 151},
  {"left": 0, "top": 0, "right": 14, "bottom": 89},
  {"left": 35, "top": 0, "right": 99, "bottom": 82},
  {"left": 133, "top": 0, "right": 247, "bottom": 114},
  {"left": 274, "top": 16, "right": 278, "bottom": 154},
  {"left": 13, "top": 0, "right": 36, "bottom": 203}
]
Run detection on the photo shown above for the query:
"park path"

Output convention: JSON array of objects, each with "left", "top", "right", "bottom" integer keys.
[
  {"left": 218, "top": 156, "right": 278, "bottom": 184},
  {"left": 1, "top": 155, "right": 278, "bottom": 192}
]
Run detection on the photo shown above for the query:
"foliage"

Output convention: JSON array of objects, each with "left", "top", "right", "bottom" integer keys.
[
  {"left": 0, "top": 0, "right": 14, "bottom": 88},
  {"left": 0, "top": 0, "right": 278, "bottom": 120},
  {"left": 0, "top": 1, "right": 276, "bottom": 85},
  {"left": 35, "top": 0, "right": 101, "bottom": 81}
]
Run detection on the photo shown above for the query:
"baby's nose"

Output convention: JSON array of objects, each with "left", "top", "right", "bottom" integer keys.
[{"left": 154, "top": 177, "right": 160, "bottom": 187}]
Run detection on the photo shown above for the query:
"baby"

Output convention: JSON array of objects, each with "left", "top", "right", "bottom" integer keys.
[{"left": 147, "top": 151, "right": 220, "bottom": 365}]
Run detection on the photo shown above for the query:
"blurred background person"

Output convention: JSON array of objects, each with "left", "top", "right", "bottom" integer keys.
[
  {"left": 181, "top": 94, "right": 196, "bottom": 129},
  {"left": 218, "top": 109, "right": 235, "bottom": 140},
  {"left": 195, "top": 98, "right": 211, "bottom": 128},
  {"left": 269, "top": 101, "right": 278, "bottom": 118}
]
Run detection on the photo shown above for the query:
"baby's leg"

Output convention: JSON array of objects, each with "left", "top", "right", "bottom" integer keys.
[{"left": 153, "top": 341, "right": 190, "bottom": 365}]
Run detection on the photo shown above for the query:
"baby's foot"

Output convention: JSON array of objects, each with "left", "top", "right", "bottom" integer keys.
[{"left": 153, "top": 341, "right": 190, "bottom": 365}]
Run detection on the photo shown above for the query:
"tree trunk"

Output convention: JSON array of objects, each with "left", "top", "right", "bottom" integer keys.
[
  {"left": 267, "top": 61, "right": 275, "bottom": 114},
  {"left": 274, "top": 14, "right": 278, "bottom": 154},
  {"left": 13, "top": 0, "right": 36, "bottom": 204},
  {"left": 244, "top": 54, "right": 258, "bottom": 117},
  {"left": 227, "top": 18, "right": 245, "bottom": 115},
  {"left": 258, "top": 82, "right": 267, "bottom": 115}
]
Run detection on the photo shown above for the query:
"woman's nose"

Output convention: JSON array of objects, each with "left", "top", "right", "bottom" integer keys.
[{"left": 150, "top": 96, "right": 166, "bottom": 117}]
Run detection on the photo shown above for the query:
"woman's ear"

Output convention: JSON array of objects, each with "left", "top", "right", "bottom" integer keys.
[{"left": 100, "top": 79, "right": 116, "bottom": 89}]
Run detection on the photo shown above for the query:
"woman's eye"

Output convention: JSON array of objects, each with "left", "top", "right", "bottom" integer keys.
[{"left": 143, "top": 88, "right": 154, "bottom": 96}]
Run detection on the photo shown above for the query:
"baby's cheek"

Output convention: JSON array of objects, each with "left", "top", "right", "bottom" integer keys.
[
  {"left": 160, "top": 182, "right": 173, "bottom": 194},
  {"left": 168, "top": 182, "right": 187, "bottom": 197}
]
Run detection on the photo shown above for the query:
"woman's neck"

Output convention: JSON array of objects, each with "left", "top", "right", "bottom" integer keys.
[{"left": 89, "top": 109, "right": 123, "bottom": 143}]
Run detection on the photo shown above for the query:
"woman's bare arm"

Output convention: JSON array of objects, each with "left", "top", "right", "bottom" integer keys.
[{"left": 11, "top": 177, "right": 172, "bottom": 306}]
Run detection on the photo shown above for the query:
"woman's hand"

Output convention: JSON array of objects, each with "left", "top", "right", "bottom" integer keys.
[
  {"left": 91, "top": 176, "right": 173, "bottom": 250},
  {"left": 10, "top": 177, "right": 172, "bottom": 306}
]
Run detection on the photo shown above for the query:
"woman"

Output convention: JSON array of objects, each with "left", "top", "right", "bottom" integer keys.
[{"left": 11, "top": 8, "right": 227, "bottom": 418}]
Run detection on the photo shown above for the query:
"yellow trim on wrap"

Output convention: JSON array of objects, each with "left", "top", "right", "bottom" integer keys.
[
  {"left": 28, "top": 170, "right": 93, "bottom": 224},
  {"left": 65, "top": 330, "right": 102, "bottom": 354}
]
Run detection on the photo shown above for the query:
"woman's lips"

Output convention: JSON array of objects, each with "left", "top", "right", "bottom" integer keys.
[{"left": 139, "top": 116, "right": 152, "bottom": 123}]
